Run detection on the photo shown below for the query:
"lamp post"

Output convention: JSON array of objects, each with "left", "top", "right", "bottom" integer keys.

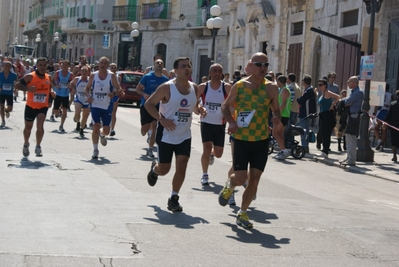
[
  {"left": 357, "top": 0, "right": 384, "bottom": 162},
  {"left": 53, "top": 32, "right": 59, "bottom": 60},
  {"left": 206, "top": 5, "right": 223, "bottom": 63},
  {"left": 23, "top": 35, "right": 29, "bottom": 46},
  {"left": 35, "top": 33, "right": 41, "bottom": 58},
  {"left": 130, "top": 22, "right": 140, "bottom": 69}
]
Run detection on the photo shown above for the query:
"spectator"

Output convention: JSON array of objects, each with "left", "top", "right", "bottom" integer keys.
[
  {"left": 384, "top": 90, "right": 399, "bottom": 162},
  {"left": 374, "top": 84, "right": 394, "bottom": 152}
]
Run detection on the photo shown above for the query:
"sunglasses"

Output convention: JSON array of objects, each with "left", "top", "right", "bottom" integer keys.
[
  {"left": 252, "top": 62, "right": 269, "bottom": 68},
  {"left": 317, "top": 83, "right": 324, "bottom": 86}
]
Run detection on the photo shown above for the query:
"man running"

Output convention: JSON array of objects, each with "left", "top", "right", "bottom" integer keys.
[
  {"left": 197, "top": 63, "right": 231, "bottom": 185},
  {"left": 70, "top": 66, "right": 90, "bottom": 137},
  {"left": 0, "top": 61, "right": 18, "bottom": 127},
  {"left": 14, "top": 57, "right": 54, "bottom": 157},
  {"left": 144, "top": 54, "right": 170, "bottom": 77},
  {"left": 51, "top": 60, "right": 73, "bottom": 132},
  {"left": 136, "top": 58, "right": 169, "bottom": 157},
  {"left": 145, "top": 57, "right": 206, "bottom": 212},
  {"left": 219, "top": 52, "right": 280, "bottom": 228},
  {"left": 109, "top": 63, "right": 120, "bottom": 137},
  {"left": 84, "top": 57, "right": 121, "bottom": 159}
]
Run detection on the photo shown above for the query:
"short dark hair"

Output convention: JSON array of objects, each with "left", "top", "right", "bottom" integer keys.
[
  {"left": 302, "top": 75, "right": 312, "bottom": 85},
  {"left": 36, "top": 57, "right": 48, "bottom": 65},
  {"left": 327, "top": 71, "right": 336, "bottom": 78},
  {"left": 287, "top": 73, "right": 296, "bottom": 83},
  {"left": 275, "top": 72, "right": 283, "bottom": 78},
  {"left": 317, "top": 79, "right": 328, "bottom": 86},
  {"left": 153, "top": 54, "right": 163, "bottom": 60},
  {"left": 277, "top": 75, "right": 287, "bottom": 84},
  {"left": 173, "top": 57, "right": 191, "bottom": 69},
  {"left": 265, "top": 75, "right": 273, "bottom": 82},
  {"left": 233, "top": 70, "right": 241, "bottom": 77}
]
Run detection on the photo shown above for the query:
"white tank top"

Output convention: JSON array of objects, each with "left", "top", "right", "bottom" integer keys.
[
  {"left": 75, "top": 77, "right": 89, "bottom": 105},
  {"left": 159, "top": 80, "right": 197, "bottom": 144},
  {"left": 200, "top": 81, "right": 225, "bottom": 125},
  {"left": 91, "top": 71, "right": 112, "bottom": 109}
]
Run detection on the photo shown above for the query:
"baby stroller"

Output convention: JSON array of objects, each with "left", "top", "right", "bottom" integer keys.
[{"left": 268, "top": 113, "right": 319, "bottom": 159}]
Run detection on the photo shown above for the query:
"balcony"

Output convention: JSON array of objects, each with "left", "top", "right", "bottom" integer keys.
[
  {"left": 141, "top": 3, "right": 171, "bottom": 20},
  {"left": 112, "top": 5, "right": 140, "bottom": 22},
  {"left": 79, "top": 20, "right": 115, "bottom": 33},
  {"left": 37, "top": 18, "right": 49, "bottom": 28},
  {"left": 44, "top": 6, "right": 64, "bottom": 19},
  {"left": 60, "top": 17, "right": 79, "bottom": 33}
]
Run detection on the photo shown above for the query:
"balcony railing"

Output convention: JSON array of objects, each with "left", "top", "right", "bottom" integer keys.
[
  {"left": 112, "top": 5, "right": 140, "bottom": 22},
  {"left": 141, "top": 3, "right": 171, "bottom": 20},
  {"left": 61, "top": 17, "right": 79, "bottom": 30},
  {"left": 44, "top": 6, "right": 64, "bottom": 18},
  {"left": 82, "top": 20, "right": 115, "bottom": 32}
]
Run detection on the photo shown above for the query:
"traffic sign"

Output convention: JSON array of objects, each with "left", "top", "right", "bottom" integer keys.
[
  {"left": 85, "top": 47, "right": 94, "bottom": 57},
  {"left": 61, "top": 44, "right": 67, "bottom": 50},
  {"left": 360, "top": 55, "right": 374, "bottom": 80}
]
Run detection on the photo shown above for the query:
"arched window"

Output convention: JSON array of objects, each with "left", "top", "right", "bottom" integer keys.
[{"left": 157, "top": 43, "right": 167, "bottom": 65}]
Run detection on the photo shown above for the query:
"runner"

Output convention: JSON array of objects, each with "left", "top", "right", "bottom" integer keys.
[
  {"left": 197, "top": 63, "right": 231, "bottom": 185},
  {"left": 14, "top": 57, "right": 54, "bottom": 157},
  {"left": 51, "top": 60, "right": 73, "bottom": 132},
  {"left": 70, "top": 66, "right": 90, "bottom": 138},
  {"left": 145, "top": 57, "right": 206, "bottom": 212},
  {"left": 84, "top": 56, "right": 121, "bottom": 159},
  {"left": 109, "top": 63, "right": 121, "bottom": 137},
  {"left": 136, "top": 58, "right": 169, "bottom": 157},
  {"left": 144, "top": 54, "right": 170, "bottom": 78},
  {"left": 0, "top": 61, "right": 18, "bottom": 127}
]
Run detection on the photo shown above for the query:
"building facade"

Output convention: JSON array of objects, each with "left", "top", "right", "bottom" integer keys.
[{"left": 4, "top": 0, "right": 399, "bottom": 93}]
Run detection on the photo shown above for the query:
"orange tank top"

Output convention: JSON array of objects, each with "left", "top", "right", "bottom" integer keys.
[{"left": 26, "top": 72, "right": 51, "bottom": 109}]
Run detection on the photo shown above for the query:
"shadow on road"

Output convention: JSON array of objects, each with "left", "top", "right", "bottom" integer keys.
[
  {"left": 191, "top": 182, "right": 224, "bottom": 195},
  {"left": 227, "top": 207, "right": 278, "bottom": 224},
  {"left": 82, "top": 157, "right": 119, "bottom": 165},
  {"left": 221, "top": 222, "right": 290, "bottom": 249},
  {"left": 144, "top": 205, "right": 209, "bottom": 229}
]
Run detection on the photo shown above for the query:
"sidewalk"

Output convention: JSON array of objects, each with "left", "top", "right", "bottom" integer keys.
[{"left": 304, "top": 138, "right": 399, "bottom": 183}]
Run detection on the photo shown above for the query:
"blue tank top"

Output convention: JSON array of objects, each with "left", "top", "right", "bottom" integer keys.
[
  {"left": 318, "top": 95, "right": 333, "bottom": 113},
  {"left": 55, "top": 70, "right": 71, "bottom": 97}
]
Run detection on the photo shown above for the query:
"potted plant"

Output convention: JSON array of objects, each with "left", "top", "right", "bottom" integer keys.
[
  {"left": 89, "top": 23, "right": 96, "bottom": 29},
  {"left": 87, "top": 18, "right": 93, "bottom": 23},
  {"left": 102, "top": 19, "right": 108, "bottom": 23},
  {"left": 19, "top": 22, "right": 25, "bottom": 27}
]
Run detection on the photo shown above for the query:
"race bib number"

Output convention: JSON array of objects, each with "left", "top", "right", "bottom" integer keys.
[
  {"left": 236, "top": 110, "right": 255, "bottom": 128},
  {"left": 94, "top": 92, "right": 108, "bottom": 102},
  {"left": 33, "top": 93, "right": 46, "bottom": 103},
  {"left": 175, "top": 110, "right": 191, "bottom": 126},
  {"left": 206, "top": 102, "right": 221, "bottom": 113},
  {"left": 59, "top": 82, "right": 68, "bottom": 88},
  {"left": 2, "top": 84, "right": 12, "bottom": 91},
  {"left": 79, "top": 92, "right": 88, "bottom": 104}
]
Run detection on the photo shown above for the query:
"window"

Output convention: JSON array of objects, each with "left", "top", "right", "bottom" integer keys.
[
  {"left": 291, "top": 21, "right": 303, "bottom": 36},
  {"left": 82, "top": 6, "right": 86, "bottom": 18},
  {"left": 342, "top": 9, "right": 358, "bottom": 28},
  {"left": 90, "top": 5, "right": 94, "bottom": 19}
]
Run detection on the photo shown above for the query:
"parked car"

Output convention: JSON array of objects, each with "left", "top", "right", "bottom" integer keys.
[{"left": 117, "top": 71, "right": 143, "bottom": 106}]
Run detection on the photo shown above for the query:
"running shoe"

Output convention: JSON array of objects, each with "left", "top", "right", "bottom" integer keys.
[
  {"left": 147, "top": 160, "right": 158, "bottom": 186},
  {"left": 23, "top": 143, "right": 30, "bottom": 157},
  {"left": 1, "top": 121, "right": 4, "bottom": 127},
  {"left": 218, "top": 179, "right": 234, "bottom": 206},
  {"left": 110, "top": 130, "right": 116, "bottom": 137},
  {"left": 209, "top": 154, "right": 215, "bottom": 165},
  {"left": 273, "top": 150, "right": 287, "bottom": 160},
  {"left": 201, "top": 174, "right": 209, "bottom": 186},
  {"left": 146, "top": 147, "right": 154, "bottom": 157},
  {"left": 228, "top": 192, "right": 236, "bottom": 206},
  {"left": 100, "top": 134, "right": 107, "bottom": 146},
  {"left": 79, "top": 128, "right": 84, "bottom": 138},
  {"left": 236, "top": 212, "right": 253, "bottom": 229},
  {"left": 75, "top": 122, "right": 81, "bottom": 132},
  {"left": 316, "top": 151, "right": 328, "bottom": 158},
  {"left": 50, "top": 115, "right": 55, "bottom": 122},
  {"left": 35, "top": 146, "right": 42, "bottom": 157},
  {"left": 167, "top": 195, "right": 183, "bottom": 212},
  {"left": 92, "top": 149, "right": 99, "bottom": 159},
  {"left": 5, "top": 109, "right": 10, "bottom": 118},
  {"left": 59, "top": 125, "right": 65, "bottom": 132}
]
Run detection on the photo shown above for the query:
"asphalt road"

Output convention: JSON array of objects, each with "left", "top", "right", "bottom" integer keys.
[{"left": 0, "top": 101, "right": 398, "bottom": 267}]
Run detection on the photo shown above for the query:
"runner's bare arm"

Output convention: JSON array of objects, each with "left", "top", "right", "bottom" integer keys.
[
  {"left": 84, "top": 73, "right": 95, "bottom": 100},
  {"left": 14, "top": 74, "right": 35, "bottom": 92},
  {"left": 222, "top": 83, "right": 238, "bottom": 125}
]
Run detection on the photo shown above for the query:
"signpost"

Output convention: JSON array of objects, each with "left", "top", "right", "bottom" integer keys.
[
  {"left": 85, "top": 47, "right": 94, "bottom": 58},
  {"left": 360, "top": 55, "right": 375, "bottom": 80}
]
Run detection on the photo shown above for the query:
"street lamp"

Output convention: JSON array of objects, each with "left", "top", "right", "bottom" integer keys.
[
  {"left": 23, "top": 35, "right": 29, "bottom": 46},
  {"left": 35, "top": 33, "right": 41, "bottom": 58},
  {"left": 14, "top": 37, "right": 18, "bottom": 45},
  {"left": 130, "top": 22, "right": 140, "bottom": 69},
  {"left": 53, "top": 32, "right": 59, "bottom": 60},
  {"left": 357, "top": 0, "right": 384, "bottom": 162},
  {"left": 206, "top": 5, "right": 223, "bottom": 63}
]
